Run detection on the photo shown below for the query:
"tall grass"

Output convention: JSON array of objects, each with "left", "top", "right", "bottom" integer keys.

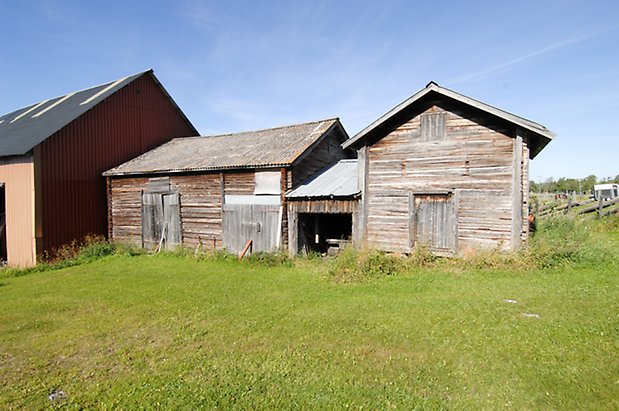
[
  {"left": 3, "top": 214, "right": 616, "bottom": 281},
  {"left": 326, "top": 214, "right": 619, "bottom": 281},
  {"left": 0, "top": 236, "right": 143, "bottom": 278}
]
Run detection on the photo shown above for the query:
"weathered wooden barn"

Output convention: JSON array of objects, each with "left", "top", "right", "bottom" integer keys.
[
  {"left": 104, "top": 118, "right": 352, "bottom": 254},
  {"left": 341, "top": 81, "right": 554, "bottom": 254},
  {"left": 0, "top": 70, "right": 197, "bottom": 266}
]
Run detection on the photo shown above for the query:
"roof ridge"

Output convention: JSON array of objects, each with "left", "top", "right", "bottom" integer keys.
[
  {"left": 429, "top": 82, "right": 549, "bottom": 132},
  {"left": 192, "top": 117, "right": 340, "bottom": 139},
  {"left": 1, "top": 69, "right": 151, "bottom": 117}
]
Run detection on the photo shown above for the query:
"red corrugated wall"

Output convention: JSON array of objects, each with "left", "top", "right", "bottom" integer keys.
[{"left": 36, "top": 73, "right": 197, "bottom": 254}]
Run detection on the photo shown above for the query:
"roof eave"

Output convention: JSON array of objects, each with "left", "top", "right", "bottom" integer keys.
[
  {"left": 103, "top": 162, "right": 292, "bottom": 177},
  {"left": 286, "top": 192, "right": 361, "bottom": 200},
  {"left": 342, "top": 83, "right": 555, "bottom": 150}
]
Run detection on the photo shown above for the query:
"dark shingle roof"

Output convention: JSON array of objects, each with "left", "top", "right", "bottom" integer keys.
[
  {"left": 104, "top": 118, "right": 342, "bottom": 176},
  {"left": 0, "top": 69, "right": 196, "bottom": 156}
]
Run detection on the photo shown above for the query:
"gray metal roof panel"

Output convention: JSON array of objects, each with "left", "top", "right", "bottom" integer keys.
[
  {"left": 286, "top": 159, "right": 359, "bottom": 199},
  {"left": 0, "top": 71, "right": 149, "bottom": 156},
  {"left": 104, "top": 118, "right": 341, "bottom": 176}
]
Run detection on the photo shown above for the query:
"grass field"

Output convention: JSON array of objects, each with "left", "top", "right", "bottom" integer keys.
[{"left": 0, "top": 217, "right": 618, "bottom": 409}]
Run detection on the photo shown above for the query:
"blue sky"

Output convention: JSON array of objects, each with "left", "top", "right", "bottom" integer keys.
[{"left": 1, "top": 0, "right": 618, "bottom": 181}]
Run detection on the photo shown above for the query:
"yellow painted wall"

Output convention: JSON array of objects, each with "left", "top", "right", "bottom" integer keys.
[{"left": 0, "top": 156, "right": 36, "bottom": 267}]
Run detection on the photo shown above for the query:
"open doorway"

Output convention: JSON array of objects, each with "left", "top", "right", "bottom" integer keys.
[
  {"left": 298, "top": 213, "right": 352, "bottom": 254},
  {"left": 0, "top": 184, "right": 6, "bottom": 262}
]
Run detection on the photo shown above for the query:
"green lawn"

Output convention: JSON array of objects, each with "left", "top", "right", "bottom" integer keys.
[{"left": 0, "top": 252, "right": 617, "bottom": 409}]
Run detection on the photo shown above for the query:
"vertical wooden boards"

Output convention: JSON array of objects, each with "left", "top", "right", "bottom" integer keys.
[
  {"left": 141, "top": 192, "right": 161, "bottom": 250},
  {"left": 453, "top": 190, "right": 460, "bottom": 253},
  {"left": 420, "top": 112, "right": 446, "bottom": 142},
  {"left": 521, "top": 140, "right": 530, "bottom": 243},
  {"left": 141, "top": 191, "right": 181, "bottom": 250},
  {"left": 356, "top": 146, "right": 369, "bottom": 245},
  {"left": 511, "top": 133, "right": 523, "bottom": 250},
  {"left": 223, "top": 204, "right": 280, "bottom": 254},
  {"left": 162, "top": 192, "right": 181, "bottom": 247},
  {"left": 287, "top": 208, "right": 298, "bottom": 256},
  {"left": 412, "top": 194, "right": 456, "bottom": 253},
  {"left": 408, "top": 193, "right": 416, "bottom": 249}
]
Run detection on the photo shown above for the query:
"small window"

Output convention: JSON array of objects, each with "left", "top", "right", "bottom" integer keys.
[
  {"left": 420, "top": 112, "right": 446, "bottom": 142},
  {"left": 254, "top": 171, "right": 281, "bottom": 195}
]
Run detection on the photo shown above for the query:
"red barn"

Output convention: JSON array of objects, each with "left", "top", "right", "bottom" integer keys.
[{"left": 0, "top": 70, "right": 197, "bottom": 266}]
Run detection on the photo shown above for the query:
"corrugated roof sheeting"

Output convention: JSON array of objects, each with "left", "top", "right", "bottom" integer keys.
[
  {"left": 0, "top": 71, "right": 148, "bottom": 156},
  {"left": 104, "top": 118, "right": 340, "bottom": 176},
  {"left": 286, "top": 159, "right": 359, "bottom": 199}
]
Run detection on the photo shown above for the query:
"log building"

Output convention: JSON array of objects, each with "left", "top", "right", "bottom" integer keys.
[
  {"left": 342, "top": 82, "right": 554, "bottom": 254},
  {"left": 104, "top": 119, "right": 352, "bottom": 254}
]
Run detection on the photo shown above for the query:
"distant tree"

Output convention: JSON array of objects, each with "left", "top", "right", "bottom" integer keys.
[{"left": 582, "top": 175, "right": 597, "bottom": 194}]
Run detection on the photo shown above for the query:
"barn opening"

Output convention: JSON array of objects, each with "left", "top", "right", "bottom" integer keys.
[
  {"left": 297, "top": 213, "right": 352, "bottom": 254},
  {"left": 0, "top": 184, "right": 6, "bottom": 262}
]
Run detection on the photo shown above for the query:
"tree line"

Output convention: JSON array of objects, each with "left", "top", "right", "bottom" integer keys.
[{"left": 530, "top": 175, "right": 619, "bottom": 194}]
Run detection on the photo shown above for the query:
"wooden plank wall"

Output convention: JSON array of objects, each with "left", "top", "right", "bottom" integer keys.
[
  {"left": 288, "top": 199, "right": 359, "bottom": 214},
  {"left": 365, "top": 103, "right": 523, "bottom": 253},
  {"left": 110, "top": 173, "right": 223, "bottom": 249},
  {"left": 171, "top": 174, "right": 222, "bottom": 248},
  {"left": 291, "top": 128, "right": 351, "bottom": 187},
  {"left": 109, "top": 176, "right": 148, "bottom": 246},
  {"left": 224, "top": 171, "right": 255, "bottom": 195}
]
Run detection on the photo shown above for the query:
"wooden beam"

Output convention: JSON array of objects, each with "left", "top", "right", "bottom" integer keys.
[
  {"left": 106, "top": 177, "right": 113, "bottom": 240},
  {"left": 511, "top": 132, "right": 523, "bottom": 250},
  {"left": 238, "top": 239, "right": 253, "bottom": 260},
  {"left": 408, "top": 192, "right": 416, "bottom": 250},
  {"left": 453, "top": 189, "right": 460, "bottom": 254},
  {"left": 287, "top": 208, "right": 298, "bottom": 256},
  {"left": 356, "top": 146, "right": 369, "bottom": 245}
]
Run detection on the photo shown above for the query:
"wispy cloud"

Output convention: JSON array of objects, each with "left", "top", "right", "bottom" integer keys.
[{"left": 448, "top": 25, "right": 619, "bottom": 85}]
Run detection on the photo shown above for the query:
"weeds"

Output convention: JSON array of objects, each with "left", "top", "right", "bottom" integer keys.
[
  {"left": 2, "top": 214, "right": 616, "bottom": 280},
  {"left": 0, "top": 236, "right": 143, "bottom": 278},
  {"left": 327, "top": 247, "right": 408, "bottom": 283},
  {"left": 326, "top": 214, "right": 618, "bottom": 281},
  {"left": 244, "top": 251, "right": 291, "bottom": 267},
  {"left": 526, "top": 214, "right": 616, "bottom": 269}
]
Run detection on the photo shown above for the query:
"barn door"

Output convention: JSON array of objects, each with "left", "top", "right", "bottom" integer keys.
[
  {"left": 142, "top": 192, "right": 181, "bottom": 250},
  {"left": 410, "top": 193, "right": 456, "bottom": 254},
  {"left": 223, "top": 204, "right": 280, "bottom": 254}
]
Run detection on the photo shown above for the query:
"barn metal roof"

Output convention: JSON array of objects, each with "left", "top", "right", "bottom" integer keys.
[
  {"left": 104, "top": 118, "right": 344, "bottom": 176},
  {"left": 342, "top": 81, "right": 555, "bottom": 159},
  {"left": 286, "top": 159, "right": 359, "bottom": 199},
  {"left": 0, "top": 69, "right": 196, "bottom": 156}
]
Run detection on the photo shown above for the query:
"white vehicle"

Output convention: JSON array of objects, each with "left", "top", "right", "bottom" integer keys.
[{"left": 594, "top": 183, "right": 619, "bottom": 200}]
